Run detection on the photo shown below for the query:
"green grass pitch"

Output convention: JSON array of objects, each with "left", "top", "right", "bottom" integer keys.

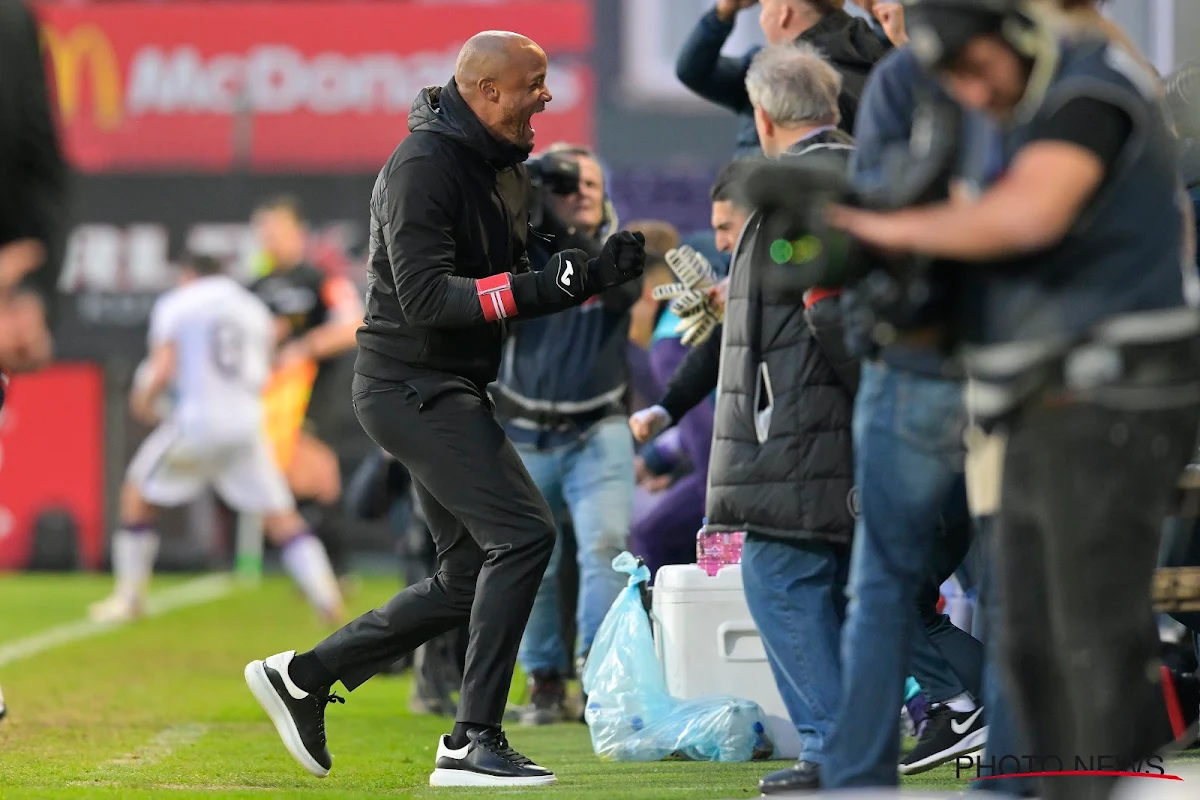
[{"left": 0, "top": 574, "right": 1194, "bottom": 798}]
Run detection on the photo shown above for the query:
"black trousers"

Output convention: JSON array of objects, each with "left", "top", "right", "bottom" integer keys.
[
  {"left": 312, "top": 373, "right": 556, "bottom": 726},
  {"left": 996, "top": 400, "right": 1200, "bottom": 800}
]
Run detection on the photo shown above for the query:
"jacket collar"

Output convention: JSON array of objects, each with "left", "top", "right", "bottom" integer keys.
[{"left": 407, "top": 78, "right": 531, "bottom": 170}]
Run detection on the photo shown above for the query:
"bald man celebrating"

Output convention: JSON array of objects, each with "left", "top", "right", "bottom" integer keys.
[{"left": 245, "top": 32, "right": 645, "bottom": 788}]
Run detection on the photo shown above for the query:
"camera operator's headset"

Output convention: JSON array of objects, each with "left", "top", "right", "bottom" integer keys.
[{"left": 540, "top": 143, "right": 620, "bottom": 240}]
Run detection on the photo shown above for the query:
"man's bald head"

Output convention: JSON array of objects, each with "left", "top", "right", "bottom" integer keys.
[
  {"left": 455, "top": 31, "right": 537, "bottom": 87},
  {"left": 454, "top": 31, "right": 552, "bottom": 153}
]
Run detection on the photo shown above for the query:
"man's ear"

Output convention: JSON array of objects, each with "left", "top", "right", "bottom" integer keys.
[
  {"left": 754, "top": 105, "right": 775, "bottom": 140},
  {"left": 479, "top": 78, "right": 499, "bottom": 103}
]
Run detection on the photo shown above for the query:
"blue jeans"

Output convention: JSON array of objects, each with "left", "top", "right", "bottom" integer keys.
[
  {"left": 824, "top": 361, "right": 972, "bottom": 789},
  {"left": 742, "top": 534, "right": 850, "bottom": 765},
  {"left": 516, "top": 418, "right": 635, "bottom": 674},
  {"left": 911, "top": 511, "right": 984, "bottom": 705}
]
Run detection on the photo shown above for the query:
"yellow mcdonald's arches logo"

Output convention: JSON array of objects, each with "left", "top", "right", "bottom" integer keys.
[{"left": 40, "top": 23, "right": 122, "bottom": 129}]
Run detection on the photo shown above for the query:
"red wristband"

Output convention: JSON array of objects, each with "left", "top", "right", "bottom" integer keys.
[
  {"left": 803, "top": 286, "right": 842, "bottom": 309},
  {"left": 476, "top": 274, "right": 518, "bottom": 322}
]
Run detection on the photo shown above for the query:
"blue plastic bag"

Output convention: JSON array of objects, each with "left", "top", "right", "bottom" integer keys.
[{"left": 581, "top": 552, "right": 774, "bottom": 762}]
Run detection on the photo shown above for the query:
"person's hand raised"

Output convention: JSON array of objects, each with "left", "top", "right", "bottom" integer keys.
[
  {"left": 873, "top": 2, "right": 908, "bottom": 46},
  {"left": 716, "top": 0, "right": 758, "bottom": 24}
]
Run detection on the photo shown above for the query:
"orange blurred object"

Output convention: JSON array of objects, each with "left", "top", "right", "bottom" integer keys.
[{"left": 261, "top": 358, "right": 317, "bottom": 470}]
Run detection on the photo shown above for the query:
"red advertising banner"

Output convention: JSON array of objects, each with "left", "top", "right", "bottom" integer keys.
[
  {"left": 35, "top": 1, "right": 594, "bottom": 172},
  {"left": 0, "top": 364, "right": 106, "bottom": 570}
]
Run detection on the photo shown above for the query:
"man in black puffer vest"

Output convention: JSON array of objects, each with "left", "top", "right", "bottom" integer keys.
[{"left": 631, "top": 42, "right": 857, "bottom": 794}]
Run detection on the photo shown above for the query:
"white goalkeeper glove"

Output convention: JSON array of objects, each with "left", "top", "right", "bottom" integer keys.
[
  {"left": 651, "top": 245, "right": 723, "bottom": 347},
  {"left": 674, "top": 310, "right": 720, "bottom": 347},
  {"left": 651, "top": 244, "right": 717, "bottom": 299}
]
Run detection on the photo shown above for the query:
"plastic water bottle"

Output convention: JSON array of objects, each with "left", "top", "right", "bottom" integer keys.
[{"left": 696, "top": 519, "right": 746, "bottom": 577}]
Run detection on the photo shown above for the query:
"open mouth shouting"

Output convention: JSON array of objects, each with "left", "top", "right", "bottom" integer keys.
[{"left": 524, "top": 104, "right": 546, "bottom": 139}]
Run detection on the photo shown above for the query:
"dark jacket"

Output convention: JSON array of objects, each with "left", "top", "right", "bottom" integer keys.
[
  {"left": 356, "top": 79, "right": 535, "bottom": 389},
  {"left": 660, "top": 130, "right": 859, "bottom": 546},
  {"left": 844, "top": 45, "right": 969, "bottom": 376},
  {"left": 675, "top": 7, "right": 888, "bottom": 155},
  {"left": 0, "top": 0, "right": 68, "bottom": 327}
]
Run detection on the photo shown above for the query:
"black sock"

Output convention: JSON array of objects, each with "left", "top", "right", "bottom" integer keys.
[
  {"left": 448, "top": 721, "right": 496, "bottom": 750},
  {"left": 288, "top": 650, "right": 336, "bottom": 694}
]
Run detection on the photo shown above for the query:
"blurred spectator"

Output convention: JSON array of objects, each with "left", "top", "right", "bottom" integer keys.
[
  {"left": 250, "top": 196, "right": 362, "bottom": 584},
  {"left": 675, "top": 0, "right": 888, "bottom": 156},
  {"left": 0, "top": 0, "right": 67, "bottom": 378},
  {"left": 0, "top": 0, "right": 69, "bottom": 724},
  {"left": 626, "top": 169, "right": 751, "bottom": 580},
  {"left": 626, "top": 219, "right": 682, "bottom": 411},
  {"left": 819, "top": 44, "right": 993, "bottom": 792},
  {"left": 490, "top": 144, "right": 638, "bottom": 726},
  {"left": 633, "top": 44, "right": 859, "bottom": 793}
]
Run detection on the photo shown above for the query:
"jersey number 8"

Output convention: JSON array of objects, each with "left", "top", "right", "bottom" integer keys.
[{"left": 210, "top": 319, "right": 245, "bottom": 380}]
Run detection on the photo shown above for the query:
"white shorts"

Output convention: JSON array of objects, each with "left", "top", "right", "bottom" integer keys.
[{"left": 126, "top": 423, "right": 294, "bottom": 514}]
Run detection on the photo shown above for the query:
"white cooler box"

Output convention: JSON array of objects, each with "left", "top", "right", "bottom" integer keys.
[{"left": 652, "top": 563, "right": 800, "bottom": 760}]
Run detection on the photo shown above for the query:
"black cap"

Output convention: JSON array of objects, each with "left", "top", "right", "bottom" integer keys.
[{"left": 903, "top": 0, "right": 1015, "bottom": 69}]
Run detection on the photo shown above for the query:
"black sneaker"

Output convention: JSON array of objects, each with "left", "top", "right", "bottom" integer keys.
[
  {"left": 518, "top": 671, "right": 567, "bottom": 726},
  {"left": 0, "top": 683, "right": 6, "bottom": 722},
  {"left": 429, "top": 728, "right": 556, "bottom": 787},
  {"left": 899, "top": 704, "right": 987, "bottom": 775},
  {"left": 244, "top": 650, "right": 345, "bottom": 778},
  {"left": 759, "top": 760, "right": 820, "bottom": 795}
]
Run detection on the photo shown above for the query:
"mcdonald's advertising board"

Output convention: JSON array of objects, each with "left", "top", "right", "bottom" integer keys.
[{"left": 35, "top": 1, "right": 593, "bottom": 172}]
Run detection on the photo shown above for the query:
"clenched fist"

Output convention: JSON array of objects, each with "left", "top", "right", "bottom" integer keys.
[
  {"left": 629, "top": 405, "right": 672, "bottom": 444},
  {"left": 590, "top": 231, "right": 646, "bottom": 292},
  {"left": 873, "top": 2, "right": 907, "bottom": 46},
  {"left": 716, "top": 0, "right": 758, "bottom": 23}
]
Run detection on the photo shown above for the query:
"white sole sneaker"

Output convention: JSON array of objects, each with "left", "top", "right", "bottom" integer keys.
[
  {"left": 88, "top": 595, "right": 143, "bottom": 624},
  {"left": 429, "top": 768, "right": 557, "bottom": 787},
  {"left": 244, "top": 660, "right": 329, "bottom": 778},
  {"left": 898, "top": 727, "right": 988, "bottom": 775}
]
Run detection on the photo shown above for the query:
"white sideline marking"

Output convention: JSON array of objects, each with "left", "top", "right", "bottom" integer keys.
[
  {"left": 104, "top": 723, "right": 210, "bottom": 768},
  {"left": 0, "top": 574, "right": 235, "bottom": 667}
]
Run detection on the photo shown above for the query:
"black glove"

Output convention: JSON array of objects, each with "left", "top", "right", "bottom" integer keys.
[
  {"left": 587, "top": 231, "right": 646, "bottom": 293},
  {"left": 511, "top": 247, "right": 592, "bottom": 314},
  {"left": 510, "top": 233, "right": 645, "bottom": 317}
]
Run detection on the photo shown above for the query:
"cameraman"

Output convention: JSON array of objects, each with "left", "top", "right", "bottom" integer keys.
[
  {"left": 491, "top": 144, "right": 639, "bottom": 725},
  {"left": 830, "top": 2, "right": 1200, "bottom": 798}
]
